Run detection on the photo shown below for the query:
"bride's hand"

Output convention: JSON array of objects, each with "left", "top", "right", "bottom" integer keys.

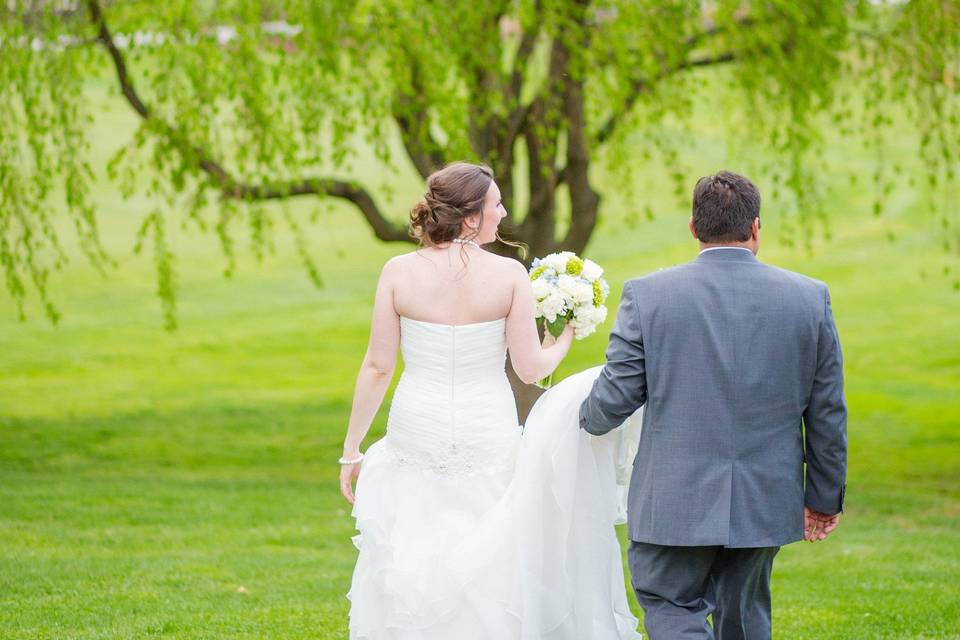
[
  {"left": 541, "top": 330, "right": 557, "bottom": 348},
  {"left": 541, "top": 322, "right": 575, "bottom": 348},
  {"left": 340, "top": 461, "right": 362, "bottom": 505},
  {"left": 552, "top": 324, "right": 575, "bottom": 350}
]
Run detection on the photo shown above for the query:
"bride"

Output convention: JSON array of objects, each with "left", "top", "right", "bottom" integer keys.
[{"left": 340, "top": 162, "right": 643, "bottom": 639}]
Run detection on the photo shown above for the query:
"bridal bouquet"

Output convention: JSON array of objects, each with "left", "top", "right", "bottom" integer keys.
[{"left": 529, "top": 252, "right": 610, "bottom": 388}]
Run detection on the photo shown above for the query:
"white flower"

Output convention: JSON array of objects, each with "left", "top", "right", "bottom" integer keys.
[
  {"left": 572, "top": 302, "right": 592, "bottom": 320},
  {"left": 582, "top": 259, "right": 603, "bottom": 281},
  {"left": 543, "top": 253, "right": 569, "bottom": 273},
  {"left": 556, "top": 274, "right": 579, "bottom": 298},
  {"left": 540, "top": 292, "right": 566, "bottom": 322},
  {"left": 592, "top": 305, "right": 608, "bottom": 324},
  {"left": 531, "top": 277, "right": 552, "bottom": 300},
  {"left": 571, "top": 281, "right": 594, "bottom": 305},
  {"left": 567, "top": 302, "right": 608, "bottom": 339}
]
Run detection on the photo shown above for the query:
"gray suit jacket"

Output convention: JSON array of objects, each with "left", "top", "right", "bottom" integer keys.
[{"left": 579, "top": 248, "right": 847, "bottom": 548}]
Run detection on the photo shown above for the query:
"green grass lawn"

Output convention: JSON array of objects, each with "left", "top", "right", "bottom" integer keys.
[{"left": 1, "top": 78, "right": 959, "bottom": 639}]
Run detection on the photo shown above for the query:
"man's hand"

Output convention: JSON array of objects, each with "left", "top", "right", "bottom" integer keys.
[{"left": 804, "top": 506, "right": 840, "bottom": 542}]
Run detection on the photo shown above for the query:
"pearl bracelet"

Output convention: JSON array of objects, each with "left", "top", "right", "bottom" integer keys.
[{"left": 338, "top": 453, "right": 365, "bottom": 465}]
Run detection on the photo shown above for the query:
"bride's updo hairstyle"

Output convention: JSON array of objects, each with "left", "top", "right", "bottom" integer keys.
[{"left": 409, "top": 162, "right": 494, "bottom": 246}]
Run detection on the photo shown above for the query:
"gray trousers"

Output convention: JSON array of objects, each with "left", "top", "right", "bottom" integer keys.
[{"left": 628, "top": 542, "right": 780, "bottom": 640}]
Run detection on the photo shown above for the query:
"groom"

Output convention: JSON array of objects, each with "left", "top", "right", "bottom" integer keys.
[{"left": 579, "top": 171, "right": 847, "bottom": 639}]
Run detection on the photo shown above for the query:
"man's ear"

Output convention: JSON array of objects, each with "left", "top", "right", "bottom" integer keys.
[
  {"left": 752, "top": 217, "right": 761, "bottom": 240},
  {"left": 689, "top": 217, "right": 699, "bottom": 240}
]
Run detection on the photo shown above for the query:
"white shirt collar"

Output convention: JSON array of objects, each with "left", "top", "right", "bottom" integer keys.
[{"left": 699, "top": 246, "right": 754, "bottom": 255}]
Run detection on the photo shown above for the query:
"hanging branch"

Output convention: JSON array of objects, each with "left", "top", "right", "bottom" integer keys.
[{"left": 86, "top": 0, "right": 411, "bottom": 244}]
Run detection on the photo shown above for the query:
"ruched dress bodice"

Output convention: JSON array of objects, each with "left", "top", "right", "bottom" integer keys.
[{"left": 384, "top": 317, "right": 520, "bottom": 476}]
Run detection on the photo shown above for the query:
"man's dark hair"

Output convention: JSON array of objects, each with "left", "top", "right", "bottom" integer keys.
[{"left": 691, "top": 171, "right": 761, "bottom": 243}]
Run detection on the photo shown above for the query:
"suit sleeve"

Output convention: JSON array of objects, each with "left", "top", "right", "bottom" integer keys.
[
  {"left": 803, "top": 285, "right": 848, "bottom": 515},
  {"left": 578, "top": 280, "right": 647, "bottom": 436}
]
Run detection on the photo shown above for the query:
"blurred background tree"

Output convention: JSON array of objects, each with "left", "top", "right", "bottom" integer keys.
[{"left": 2, "top": 0, "right": 958, "bottom": 330}]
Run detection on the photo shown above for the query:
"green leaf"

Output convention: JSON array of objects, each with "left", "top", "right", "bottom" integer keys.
[{"left": 546, "top": 315, "right": 568, "bottom": 338}]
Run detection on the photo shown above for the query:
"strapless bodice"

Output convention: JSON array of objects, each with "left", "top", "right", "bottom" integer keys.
[
  {"left": 383, "top": 316, "right": 520, "bottom": 476},
  {"left": 397, "top": 316, "right": 509, "bottom": 381}
]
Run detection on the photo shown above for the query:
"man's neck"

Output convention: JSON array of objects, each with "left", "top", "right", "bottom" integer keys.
[{"left": 699, "top": 242, "right": 755, "bottom": 253}]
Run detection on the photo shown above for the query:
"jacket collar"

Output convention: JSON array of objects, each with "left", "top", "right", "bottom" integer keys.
[{"left": 695, "top": 247, "right": 760, "bottom": 264}]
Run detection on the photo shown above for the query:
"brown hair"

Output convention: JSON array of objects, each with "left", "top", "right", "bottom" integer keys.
[{"left": 409, "top": 162, "right": 494, "bottom": 246}]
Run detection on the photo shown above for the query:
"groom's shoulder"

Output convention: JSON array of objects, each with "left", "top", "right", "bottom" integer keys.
[
  {"left": 627, "top": 261, "right": 698, "bottom": 290},
  {"left": 764, "top": 263, "right": 829, "bottom": 294},
  {"left": 761, "top": 264, "right": 832, "bottom": 311},
  {"left": 627, "top": 260, "right": 829, "bottom": 302}
]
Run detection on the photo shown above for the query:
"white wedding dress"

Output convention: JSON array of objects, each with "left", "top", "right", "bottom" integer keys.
[{"left": 347, "top": 316, "right": 643, "bottom": 639}]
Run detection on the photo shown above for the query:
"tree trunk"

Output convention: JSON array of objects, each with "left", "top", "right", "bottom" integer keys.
[
  {"left": 505, "top": 358, "right": 545, "bottom": 425},
  {"left": 393, "top": 26, "right": 599, "bottom": 424}
]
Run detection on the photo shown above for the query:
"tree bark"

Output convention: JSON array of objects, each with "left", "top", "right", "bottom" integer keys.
[{"left": 505, "top": 358, "right": 546, "bottom": 425}]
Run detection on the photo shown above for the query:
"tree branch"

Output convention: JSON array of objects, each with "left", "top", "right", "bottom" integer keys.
[
  {"left": 465, "top": 3, "right": 524, "bottom": 164},
  {"left": 87, "top": 0, "right": 149, "bottom": 119},
  {"left": 593, "top": 50, "right": 737, "bottom": 146},
  {"left": 393, "top": 54, "right": 446, "bottom": 179},
  {"left": 517, "top": 34, "right": 567, "bottom": 250},
  {"left": 495, "top": 8, "right": 540, "bottom": 173},
  {"left": 509, "top": 27, "right": 538, "bottom": 101},
  {"left": 519, "top": 99, "right": 558, "bottom": 254},
  {"left": 559, "top": 0, "right": 599, "bottom": 252},
  {"left": 467, "top": 66, "right": 503, "bottom": 160},
  {"left": 230, "top": 179, "right": 410, "bottom": 242},
  {"left": 592, "top": 15, "right": 762, "bottom": 146},
  {"left": 86, "top": 0, "right": 410, "bottom": 244}
]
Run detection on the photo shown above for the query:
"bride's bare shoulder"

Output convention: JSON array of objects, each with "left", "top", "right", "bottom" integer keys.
[
  {"left": 374, "top": 253, "right": 413, "bottom": 285},
  {"left": 490, "top": 253, "right": 529, "bottom": 278},
  {"left": 382, "top": 250, "right": 424, "bottom": 270}
]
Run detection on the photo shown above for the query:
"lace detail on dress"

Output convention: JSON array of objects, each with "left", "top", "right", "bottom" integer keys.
[{"left": 383, "top": 437, "right": 517, "bottom": 477}]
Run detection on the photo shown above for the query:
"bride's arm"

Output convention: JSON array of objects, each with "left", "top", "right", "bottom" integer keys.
[
  {"left": 342, "top": 259, "right": 401, "bottom": 461},
  {"left": 505, "top": 261, "right": 575, "bottom": 384}
]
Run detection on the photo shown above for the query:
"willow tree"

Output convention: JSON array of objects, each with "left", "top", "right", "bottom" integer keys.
[{"left": 2, "top": 0, "right": 958, "bottom": 329}]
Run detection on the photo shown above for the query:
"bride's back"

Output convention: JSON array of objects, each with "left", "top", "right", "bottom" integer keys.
[
  {"left": 385, "top": 247, "right": 522, "bottom": 478},
  {"left": 391, "top": 247, "right": 517, "bottom": 325}
]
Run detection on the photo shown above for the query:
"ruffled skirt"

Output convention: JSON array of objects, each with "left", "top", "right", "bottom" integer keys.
[{"left": 347, "top": 366, "right": 643, "bottom": 640}]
